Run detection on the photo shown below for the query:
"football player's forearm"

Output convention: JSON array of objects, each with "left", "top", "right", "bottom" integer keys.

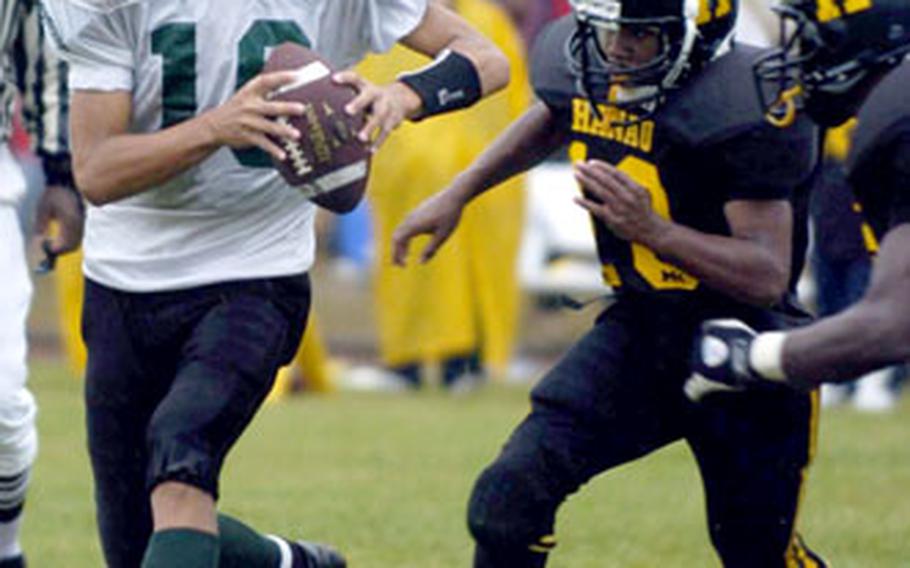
[
  {"left": 455, "top": 102, "right": 564, "bottom": 202},
  {"left": 781, "top": 301, "right": 902, "bottom": 386},
  {"left": 781, "top": 224, "right": 910, "bottom": 384},
  {"left": 75, "top": 118, "right": 219, "bottom": 206},
  {"left": 649, "top": 223, "right": 789, "bottom": 306},
  {"left": 446, "top": 35, "right": 509, "bottom": 97},
  {"left": 401, "top": 2, "right": 509, "bottom": 97}
]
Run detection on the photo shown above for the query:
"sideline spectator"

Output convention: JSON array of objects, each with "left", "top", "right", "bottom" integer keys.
[{"left": 355, "top": 0, "right": 530, "bottom": 390}]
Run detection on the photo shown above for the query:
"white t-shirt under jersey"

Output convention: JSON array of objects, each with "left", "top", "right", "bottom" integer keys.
[
  {"left": 736, "top": 0, "right": 776, "bottom": 48},
  {"left": 43, "top": 0, "right": 426, "bottom": 292}
]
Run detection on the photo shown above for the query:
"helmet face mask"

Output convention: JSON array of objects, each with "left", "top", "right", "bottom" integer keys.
[
  {"left": 567, "top": 0, "right": 737, "bottom": 117},
  {"left": 754, "top": 0, "right": 910, "bottom": 127},
  {"left": 589, "top": 24, "right": 672, "bottom": 87}
]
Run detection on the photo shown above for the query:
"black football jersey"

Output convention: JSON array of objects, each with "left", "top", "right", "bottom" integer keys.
[
  {"left": 531, "top": 17, "right": 819, "bottom": 302},
  {"left": 847, "top": 61, "right": 910, "bottom": 241}
]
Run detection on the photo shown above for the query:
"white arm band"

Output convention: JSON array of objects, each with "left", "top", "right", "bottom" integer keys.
[{"left": 749, "top": 331, "right": 788, "bottom": 381}]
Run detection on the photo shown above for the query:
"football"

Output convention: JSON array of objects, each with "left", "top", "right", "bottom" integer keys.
[{"left": 263, "top": 42, "right": 370, "bottom": 214}]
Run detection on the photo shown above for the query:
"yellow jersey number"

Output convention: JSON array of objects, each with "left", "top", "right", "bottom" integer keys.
[{"left": 569, "top": 141, "right": 699, "bottom": 291}]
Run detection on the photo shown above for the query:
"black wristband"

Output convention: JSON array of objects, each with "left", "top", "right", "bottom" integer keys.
[
  {"left": 39, "top": 152, "right": 76, "bottom": 189},
  {"left": 397, "top": 49, "right": 482, "bottom": 121}
]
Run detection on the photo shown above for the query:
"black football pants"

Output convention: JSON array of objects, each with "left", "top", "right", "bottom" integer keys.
[
  {"left": 468, "top": 297, "right": 826, "bottom": 568},
  {"left": 82, "top": 274, "right": 310, "bottom": 568}
]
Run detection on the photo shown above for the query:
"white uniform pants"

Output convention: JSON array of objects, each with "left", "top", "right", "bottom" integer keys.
[{"left": 0, "top": 145, "right": 38, "bottom": 475}]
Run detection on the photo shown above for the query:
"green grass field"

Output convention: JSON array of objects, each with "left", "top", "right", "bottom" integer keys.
[{"left": 23, "top": 359, "right": 910, "bottom": 567}]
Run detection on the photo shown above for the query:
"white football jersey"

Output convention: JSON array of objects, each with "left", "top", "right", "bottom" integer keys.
[{"left": 43, "top": 0, "right": 427, "bottom": 291}]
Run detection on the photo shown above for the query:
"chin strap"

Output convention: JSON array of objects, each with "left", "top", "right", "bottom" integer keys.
[{"left": 765, "top": 84, "right": 803, "bottom": 128}]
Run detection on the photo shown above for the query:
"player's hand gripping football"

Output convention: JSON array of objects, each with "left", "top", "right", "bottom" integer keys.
[
  {"left": 333, "top": 71, "right": 422, "bottom": 151},
  {"left": 573, "top": 159, "right": 672, "bottom": 247},
  {"left": 201, "top": 71, "right": 307, "bottom": 161},
  {"left": 391, "top": 188, "right": 467, "bottom": 266},
  {"left": 684, "top": 319, "right": 770, "bottom": 401}
]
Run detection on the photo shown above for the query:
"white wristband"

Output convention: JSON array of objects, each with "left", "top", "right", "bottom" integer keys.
[{"left": 749, "top": 331, "right": 788, "bottom": 381}]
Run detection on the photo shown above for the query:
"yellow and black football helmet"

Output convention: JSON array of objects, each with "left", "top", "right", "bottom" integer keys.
[
  {"left": 755, "top": 0, "right": 910, "bottom": 127},
  {"left": 566, "top": 0, "right": 738, "bottom": 115}
]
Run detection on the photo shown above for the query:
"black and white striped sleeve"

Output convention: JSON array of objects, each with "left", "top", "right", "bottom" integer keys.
[{"left": 14, "top": 0, "right": 72, "bottom": 186}]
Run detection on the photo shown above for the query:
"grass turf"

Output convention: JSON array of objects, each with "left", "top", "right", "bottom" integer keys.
[{"left": 24, "top": 359, "right": 910, "bottom": 567}]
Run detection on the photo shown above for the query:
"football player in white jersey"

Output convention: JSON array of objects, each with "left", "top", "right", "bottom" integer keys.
[{"left": 40, "top": 1, "right": 509, "bottom": 566}]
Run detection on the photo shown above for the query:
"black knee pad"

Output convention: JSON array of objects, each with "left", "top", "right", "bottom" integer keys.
[{"left": 467, "top": 460, "right": 556, "bottom": 550}]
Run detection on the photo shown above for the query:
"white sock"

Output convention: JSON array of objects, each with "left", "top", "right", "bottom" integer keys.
[
  {"left": 0, "top": 516, "right": 22, "bottom": 559},
  {"left": 265, "top": 534, "right": 293, "bottom": 568},
  {"left": 0, "top": 469, "right": 28, "bottom": 560}
]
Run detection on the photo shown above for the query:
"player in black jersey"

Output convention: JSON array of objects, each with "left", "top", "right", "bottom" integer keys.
[
  {"left": 686, "top": 0, "right": 910, "bottom": 397},
  {"left": 392, "top": 1, "right": 826, "bottom": 566}
]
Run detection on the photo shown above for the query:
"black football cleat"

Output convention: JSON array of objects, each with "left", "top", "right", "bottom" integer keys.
[
  {"left": 290, "top": 540, "right": 347, "bottom": 568},
  {"left": 0, "top": 555, "right": 25, "bottom": 568}
]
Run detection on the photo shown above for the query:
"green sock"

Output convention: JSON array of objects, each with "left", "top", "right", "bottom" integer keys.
[
  {"left": 141, "top": 528, "right": 219, "bottom": 568},
  {"left": 217, "top": 514, "right": 283, "bottom": 568}
]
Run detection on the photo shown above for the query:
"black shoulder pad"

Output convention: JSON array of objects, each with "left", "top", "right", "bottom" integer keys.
[
  {"left": 530, "top": 15, "right": 579, "bottom": 112},
  {"left": 659, "top": 43, "right": 775, "bottom": 147},
  {"left": 847, "top": 62, "right": 910, "bottom": 175},
  {"left": 712, "top": 119, "right": 819, "bottom": 200}
]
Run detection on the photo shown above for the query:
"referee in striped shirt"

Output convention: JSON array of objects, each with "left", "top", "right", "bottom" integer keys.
[{"left": 0, "top": 1, "right": 82, "bottom": 566}]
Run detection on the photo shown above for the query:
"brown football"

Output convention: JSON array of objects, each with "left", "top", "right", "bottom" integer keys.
[{"left": 263, "top": 42, "right": 370, "bottom": 214}]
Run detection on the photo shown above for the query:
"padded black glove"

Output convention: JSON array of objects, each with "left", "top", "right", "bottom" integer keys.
[{"left": 684, "top": 319, "right": 768, "bottom": 401}]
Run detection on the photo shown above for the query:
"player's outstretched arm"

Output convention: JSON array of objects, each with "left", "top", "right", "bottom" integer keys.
[
  {"left": 335, "top": 2, "right": 510, "bottom": 150},
  {"left": 71, "top": 71, "right": 306, "bottom": 205},
  {"left": 779, "top": 223, "right": 910, "bottom": 385},
  {"left": 688, "top": 224, "right": 910, "bottom": 399},
  {"left": 392, "top": 101, "right": 565, "bottom": 266}
]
